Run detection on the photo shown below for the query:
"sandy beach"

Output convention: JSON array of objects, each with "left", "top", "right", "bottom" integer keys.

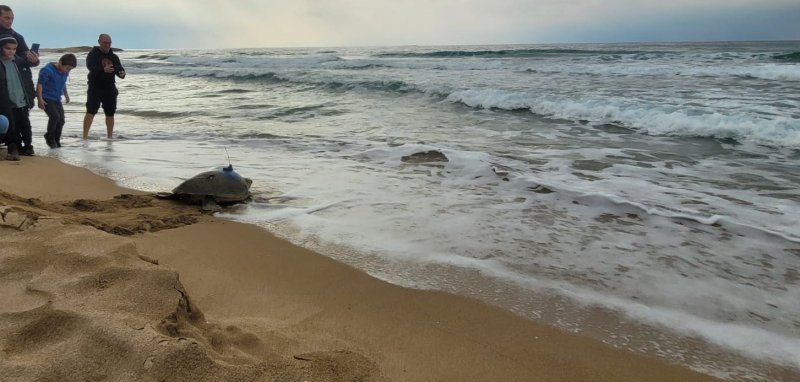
[{"left": 0, "top": 155, "right": 723, "bottom": 381}]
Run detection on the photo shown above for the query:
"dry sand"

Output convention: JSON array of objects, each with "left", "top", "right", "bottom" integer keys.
[{"left": 0, "top": 155, "right": 723, "bottom": 381}]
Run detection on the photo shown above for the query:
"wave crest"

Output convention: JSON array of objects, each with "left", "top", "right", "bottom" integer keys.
[{"left": 446, "top": 89, "right": 800, "bottom": 147}]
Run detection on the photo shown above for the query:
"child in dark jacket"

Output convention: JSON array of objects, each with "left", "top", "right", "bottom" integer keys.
[
  {"left": 0, "top": 35, "right": 20, "bottom": 160},
  {"left": 37, "top": 53, "right": 77, "bottom": 148}
]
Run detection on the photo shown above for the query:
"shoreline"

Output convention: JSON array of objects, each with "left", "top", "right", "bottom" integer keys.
[{"left": 1, "top": 155, "right": 725, "bottom": 381}]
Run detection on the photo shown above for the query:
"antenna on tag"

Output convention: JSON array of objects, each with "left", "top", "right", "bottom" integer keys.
[{"left": 224, "top": 148, "right": 233, "bottom": 171}]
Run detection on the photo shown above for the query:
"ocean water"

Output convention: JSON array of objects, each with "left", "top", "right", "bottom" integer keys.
[{"left": 28, "top": 41, "right": 800, "bottom": 381}]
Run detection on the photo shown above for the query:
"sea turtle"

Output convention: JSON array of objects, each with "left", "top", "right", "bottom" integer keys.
[{"left": 158, "top": 165, "right": 252, "bottom": 211}]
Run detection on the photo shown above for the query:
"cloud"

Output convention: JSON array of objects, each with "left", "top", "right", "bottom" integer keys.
[
  {"left": 9, "top": 0, "right": 800, "bottom": 48},
  {"left": 540, "top": 1, "right": 800, "bottom": 43}
]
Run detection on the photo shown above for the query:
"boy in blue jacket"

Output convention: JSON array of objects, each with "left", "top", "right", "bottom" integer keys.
[{"left": 36, "top": 53, "right": 77, "bottom": 148}]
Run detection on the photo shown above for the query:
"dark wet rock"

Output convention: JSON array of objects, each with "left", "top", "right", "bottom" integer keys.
[
  {"left": 401, "top": 150, "right": 449, "bottom": 163},
  {"left": 528, "top": 185, "right": 554, "bottom": 194}
]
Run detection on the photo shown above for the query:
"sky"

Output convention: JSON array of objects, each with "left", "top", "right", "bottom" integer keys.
[{"left": 7, "top": 0, "right": 800, "bottom": 49}]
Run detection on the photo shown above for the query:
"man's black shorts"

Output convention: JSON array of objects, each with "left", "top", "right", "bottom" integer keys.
[{"left": 85, "top": 85, "right": 119, "bottom": 116}]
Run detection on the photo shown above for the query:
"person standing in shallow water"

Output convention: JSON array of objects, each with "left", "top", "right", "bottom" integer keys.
[
  {"left": 37, "top": 53, "right": 76, "bottom": 148},
  {"left": 83, "top": 34, "right": 125, "bottom": 140}
]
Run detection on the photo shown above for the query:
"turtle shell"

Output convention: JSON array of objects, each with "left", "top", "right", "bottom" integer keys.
[{"left": 172, "top": 165, "right": 252, "bottom": 203}]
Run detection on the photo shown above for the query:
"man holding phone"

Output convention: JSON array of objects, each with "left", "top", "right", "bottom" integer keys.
[
  {"left": 83, "top": 33, "right": 126, "bottom": 140},
  {"left": 0, "top": 5, "right": 37, "bottom": 66},
  {"left": 0, "top": 4, "right": 38, "bottom": 155}
]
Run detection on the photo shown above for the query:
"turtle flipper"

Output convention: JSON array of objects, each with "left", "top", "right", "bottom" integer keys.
[
  {"left": 155, "top": 192, "right": 177, "bottom": 200},
  {"left": 201, "top": 195, "right": 220, "bottom": 212}
]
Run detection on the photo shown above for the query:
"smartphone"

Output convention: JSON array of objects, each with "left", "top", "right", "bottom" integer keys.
[{"left": 31, "top": 43, "right": 39, "bottom": 54}]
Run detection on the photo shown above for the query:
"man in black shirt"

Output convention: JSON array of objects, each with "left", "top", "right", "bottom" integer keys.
[{"left": 83, "top": 33, "right": 126, "bottom": 140}]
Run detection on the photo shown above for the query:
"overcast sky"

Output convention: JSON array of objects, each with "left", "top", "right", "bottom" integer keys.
[{"left": 8, "top": 0, "right": 800, "bottom": 49}]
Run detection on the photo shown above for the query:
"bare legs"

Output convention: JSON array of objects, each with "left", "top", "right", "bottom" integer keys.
[
  {"left": 83, "top": 113, "right": 115, "bottom": 139},
  {"left": 82, "top": 113, "right": 93, "bottom": 139},
  {"left": 105, "top": 116, "right": 114, "bottom": 139}
]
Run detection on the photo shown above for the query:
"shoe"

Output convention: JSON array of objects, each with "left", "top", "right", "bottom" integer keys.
[
  {"left": 6, "top": 145, "right": 19, "bottom": 161},
  {"left": 44, "top": 133, "right": 57, "bottom": 148},
  {"left": 21, "top": 145, "right": 34, "bottom": 156}
]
